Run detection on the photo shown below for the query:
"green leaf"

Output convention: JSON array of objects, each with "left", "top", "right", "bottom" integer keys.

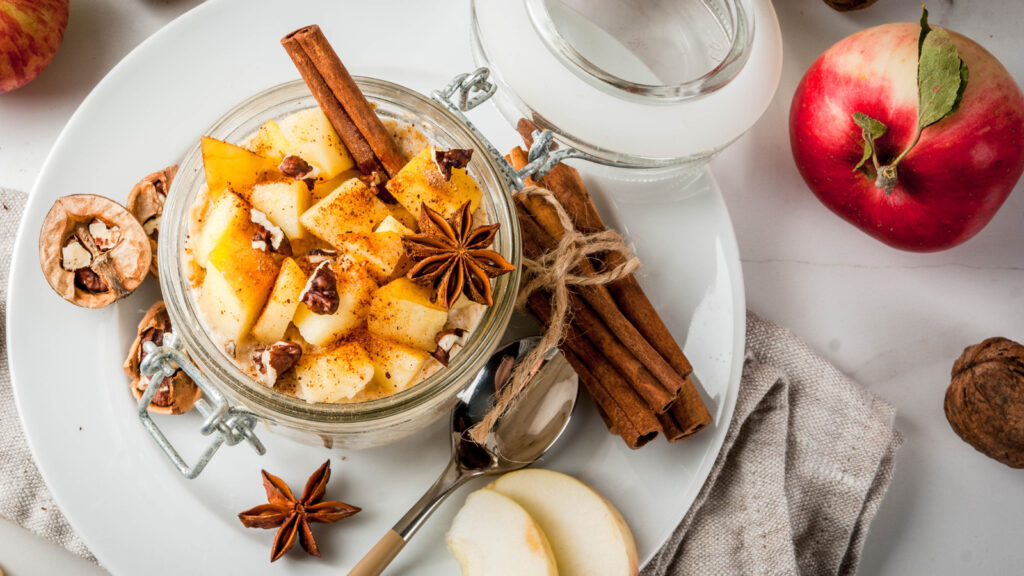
[
  {"left": 852, "top": 112, "right": 887, "bottom": 172},
  {"left": 916, "top": 10, "right": 969, "bottom": 129}
]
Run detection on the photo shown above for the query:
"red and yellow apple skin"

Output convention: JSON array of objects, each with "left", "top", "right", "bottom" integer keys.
[
  {"left": 0, "top": 0, "right": 69, "bottom": 93},
  {"left": 790, "top": 23, "right": 1024, "bottom": 252}
]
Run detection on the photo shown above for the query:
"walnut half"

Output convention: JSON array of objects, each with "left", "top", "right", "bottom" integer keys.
[
  {"left": 127, "top": 165, "right": 177, "bottom": 279},
  {"left": 945, "top": 337, "right": 1024, "bottom": 468},
  {"left": 123, "top": 301, "right": 201, "bottom": 415},
  {"left": 39, "top": 195, "right": 151, "bottom": 308}
]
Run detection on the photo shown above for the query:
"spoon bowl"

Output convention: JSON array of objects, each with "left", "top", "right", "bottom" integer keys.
[{"left": 349, "top": 336, "right": 578, "bottom": 576}]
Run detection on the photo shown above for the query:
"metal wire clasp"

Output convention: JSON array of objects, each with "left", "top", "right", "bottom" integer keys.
[
  {"left": 431, "top": 68, "right": 598, "bottom": 191},
  {"left": 137, "top": 332, "right": 265, "bottom": 479}
]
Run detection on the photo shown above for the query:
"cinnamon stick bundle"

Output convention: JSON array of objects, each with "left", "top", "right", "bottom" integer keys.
[
  {"left": 281, "top": 25, "right": 406, "bottom": 178},
  {"left": 508, "top": 131, "right": 712, "bottom": 445}
]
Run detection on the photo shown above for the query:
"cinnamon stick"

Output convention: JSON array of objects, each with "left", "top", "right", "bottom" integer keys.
[
  {"left": 529, "top": 292, "right": 661, "bottom": 448},
  {"left": 282, "top": 25, "right": 406, "bottom": 178},
  {"left": 563, "top": 348, "right": 658, "bottom": 449},
  {"left": 657, "top": 375, "right": 711, "bottom": 442},
  {"left": 515, "top": 202, "right": 676, "bottom": 412}
]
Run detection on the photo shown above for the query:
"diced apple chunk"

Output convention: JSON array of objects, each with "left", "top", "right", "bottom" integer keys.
[
  {"left": 249, "top": 179, "right": 311, "bottom": 241},
  {"left": 200, "top": 229, "right": 280, "bottom": 341},
  {"left": 278, "top": 107, "right": 355, "bottom": 178},
  {"left": 368, "top": 278, "right": 448, "bottom": 351},
  {"left": 194, "top": 190, "right": 251, "bottom": 267},
  {"left": 292, "top": 262, "right": 377, "bottom": 346},
  {"left": 252, "top": 258, "right": 307, "bottom": 343},
  {"left": 247, "top": 120, "right": 291, "bottom": 161},
  {"left": 293, "top": 340, "right": 374, "bottom": 403},
  {"left": 334, "top": 232, "right": 407, "bottom": 283},
  {"left": 201, "top": 136, "right": 279, "bottom": 199},
  {"left": 299, "top": 178, "right": 391, "bottom": 247},
  {"left": 385, "top": 146, "right": 483, "bottom": 219},
  {"left": 364, "top": 332, "right": 430, "bottom": 393},
  {"left": 374, "top": 214, "right": 414, "bottom": 235}
]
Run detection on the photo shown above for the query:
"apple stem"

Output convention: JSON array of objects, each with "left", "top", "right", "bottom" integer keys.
[{"left": 874, "top": 127, "right": 922, "bottom": 195}]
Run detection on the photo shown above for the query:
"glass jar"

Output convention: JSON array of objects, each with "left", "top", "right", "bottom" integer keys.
[
  {"left": 471, "top": 0, "right": 782, "bottom": 179},
  {"left": 158, "top": 78, "right": 521, "bottom": 452}
]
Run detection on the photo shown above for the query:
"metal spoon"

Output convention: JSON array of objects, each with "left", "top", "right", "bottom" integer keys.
[{"left": 348, "top": 336, "right": 578, "bottom": 576}]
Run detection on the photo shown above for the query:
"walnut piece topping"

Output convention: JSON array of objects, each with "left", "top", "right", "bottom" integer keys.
[
  {"left": 250, "top": 209, "right": 285, "bottom": 251},
  {"left": 252, "top": 341, "right": 303, "bottom": 386},
  {"left": 300, "top": 261, "right": 339, "bottom": 315},
  {"left": 430, "top": 328, "right": 468, "bottom": 367},
  {"left": 39, "top": 194, "right": 151, "bottom": 309},
  {"left": 434, "top": 148, "right": 473, "bottom": 181},
  {"left": 279, "top": 155, "right": 315, "bottom": 179}
]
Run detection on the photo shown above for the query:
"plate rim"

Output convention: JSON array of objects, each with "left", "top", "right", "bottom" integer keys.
[{"left": 7, "top": 0, "right": 746, "bottom": 570}]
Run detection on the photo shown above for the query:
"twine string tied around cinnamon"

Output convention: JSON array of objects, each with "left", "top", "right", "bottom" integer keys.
[{"left": 468, "top": 185, "right": 640, "bottom": 444}]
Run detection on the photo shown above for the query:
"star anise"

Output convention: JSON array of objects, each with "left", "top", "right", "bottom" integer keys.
[
  {"left": 238, "top": 460, "right": 360, "bottom": 562},
  {"left": 403, "top": 201, "right": 515, "bottom": 309}
]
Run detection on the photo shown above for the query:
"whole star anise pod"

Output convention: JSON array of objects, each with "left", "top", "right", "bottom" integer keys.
[
  {"left": 403, "top": 201, "right": 515, "bottom": 309},
  {"left": 238, "top": 460, "right": 360, "bottom": 562}
]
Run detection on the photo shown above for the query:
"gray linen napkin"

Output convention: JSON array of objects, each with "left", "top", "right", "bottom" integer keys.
[
  {"left": 0, "top": 187, "right": 901, "bottom": 572},
  {"left": 643, "top": 313, "right": 903, "bottom": 576},
  {"left": 0, "top": 189, "right": 96, "bottom": 562}
]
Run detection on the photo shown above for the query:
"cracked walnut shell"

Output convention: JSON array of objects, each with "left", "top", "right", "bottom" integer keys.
[
  {"left": 127, "top": 165, "right": 177, "bottom": 279},
  {"left": 945, "top": 337, "right": 1024, "bottom": 468},
  {"left": 124, "top": 300, "right": 201, "bottom": 415},
  {"left": 39, "top": 195, "right": 151, "bottom": 308}
]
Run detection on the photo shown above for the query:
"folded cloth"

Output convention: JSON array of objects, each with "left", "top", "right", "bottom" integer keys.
[
  {"left": 643, "top": 312, "right": 903, "bottom": 576},
  {"left": 0, "top": 189, "right": 96, "bottom": 562},
  {"left": 0, "top": 187, "right": 901, "bottom": 571}
]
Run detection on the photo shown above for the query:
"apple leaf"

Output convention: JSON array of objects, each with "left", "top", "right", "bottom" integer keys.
[
  {"left": 917, "top": 9, "right": 969, "bottom": 130},
  {"left": 852, "top": 112, "right": 887, "bottom": 173}
]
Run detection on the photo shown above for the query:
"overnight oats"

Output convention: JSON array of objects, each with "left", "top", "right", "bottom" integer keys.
[{"left": 184, "top": 105, "right": 514, "bottom": 405}]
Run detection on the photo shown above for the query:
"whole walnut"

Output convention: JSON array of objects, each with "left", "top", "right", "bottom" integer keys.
[
  {"left": 823, "top": 0, "right": 879, "bottom": 11},
  {"left": 945, "top": 338, "right": 1024, "bottom": 468}
]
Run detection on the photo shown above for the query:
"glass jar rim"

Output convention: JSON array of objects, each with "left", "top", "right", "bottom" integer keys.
[
  {"left": 159, "top": 77, "right": 521, "bottom": 428},
  {"left": 523, "top": 0, "right": 753, "bottom": 103}
]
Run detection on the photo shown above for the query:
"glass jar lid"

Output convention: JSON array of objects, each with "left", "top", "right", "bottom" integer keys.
[{"left": 472, "top": 0, "right": 782, "bottom": 167}]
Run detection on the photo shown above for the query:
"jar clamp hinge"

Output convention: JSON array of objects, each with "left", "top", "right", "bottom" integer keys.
[
  {"left": 137, "top": 332, "right": 265, "bottom": 479},
  {"left": 431, "top": 68, "right": 610, "bottom": 190}
]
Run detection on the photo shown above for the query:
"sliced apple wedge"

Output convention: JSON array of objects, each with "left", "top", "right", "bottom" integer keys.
[
  {"left": 247, "top": 119, "right": 291, "bottom": 161},
  {"left": 446, "top": 488, "right": 558, "bottom": 576},
  {"left": 292, "top": 261, "right": 377, "bottom": 347},
  {"left": 194, "top": 190, "right": 251, "bottom": 268},
  {"left": 385, "top": 146, "right": 483, "bottom": 219},
  {"left": 251, "top": 257, "right": 307, "bottom": 343},
  {"left": 363, "top": 332, "right": 430, "bottom": 393},
  {"left": 201, "top": 136, "right": 279, "bottom": 199},
  {"left": 489, "top": 469, "right": 639, "bottom": 576},
  {"left": 249, "top": 179, "right": 311, "bottom": 241},
  {"left": 278, "top": 107, "right": 355, "bottom": 178},
  {"left": 292, "top": 339, "right": 374, "bottom": 403},
  {"left": 374, "top": 214, "right": 413, "bottom": 236},
  {"left": 367, "top": 278, "right": 448, "bottom": 351},
  {"left": 299, "top": 178, "right": 391, "bottom": 246}
]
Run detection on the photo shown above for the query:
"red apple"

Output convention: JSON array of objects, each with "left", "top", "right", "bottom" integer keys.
[
  {"left": 790, "top": 20, "right": 1024, "bottom": 252},
  {"left": 0, "top": 0, "right": 69, "bottom": 94}
]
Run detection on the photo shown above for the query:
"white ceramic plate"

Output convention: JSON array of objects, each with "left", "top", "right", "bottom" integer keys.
[{"left": 8, "top": 0, "right": 745, "bottom": 573}]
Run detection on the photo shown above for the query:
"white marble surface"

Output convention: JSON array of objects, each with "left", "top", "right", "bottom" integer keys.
[{"left": 2, "top": 0, "right": 1023, "bottom": 574}]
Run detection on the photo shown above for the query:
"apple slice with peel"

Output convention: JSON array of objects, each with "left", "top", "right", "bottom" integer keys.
[
  {"left": 489, "top": 469, "right": 639, "bottom": 576},
  {"left": 446, "top": 488, "right": 558, "bottom": 576},
  {"left": 200, "top": 136, "right": 279, "bottom": 199}
]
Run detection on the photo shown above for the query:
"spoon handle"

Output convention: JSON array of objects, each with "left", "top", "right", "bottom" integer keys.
[
  {"left": 348, "top": 461, "right": 467, "bottom": 576},
  {"left": 347, "top": 530, "right": 405, "bottom": 576}
]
